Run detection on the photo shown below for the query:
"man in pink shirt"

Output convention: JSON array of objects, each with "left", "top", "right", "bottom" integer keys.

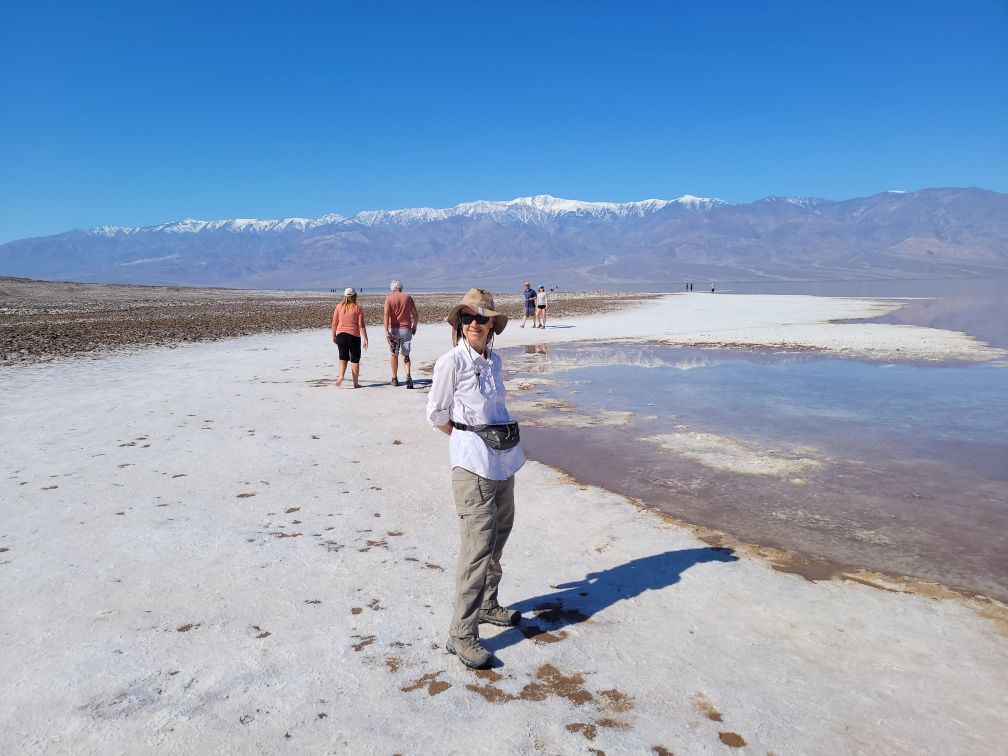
[{"left": 383, "top": 279, "right": 420, "bottom": 389}]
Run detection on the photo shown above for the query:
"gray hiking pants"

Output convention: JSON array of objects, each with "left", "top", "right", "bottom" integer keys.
[{"left": 450, "top": 467, "right": 515, "bottom": 639}]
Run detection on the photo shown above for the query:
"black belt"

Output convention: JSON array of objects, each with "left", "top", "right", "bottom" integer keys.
[{"left": 452, "top": 421, "right": 518, "bottom": 432}]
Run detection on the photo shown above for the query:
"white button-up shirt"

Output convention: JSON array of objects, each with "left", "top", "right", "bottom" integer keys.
[{"left": 426, "top": 342, "right": 525, "bottom": 480}]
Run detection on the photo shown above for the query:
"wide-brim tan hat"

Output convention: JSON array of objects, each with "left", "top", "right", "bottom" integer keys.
[{"left": 446, "top": 287, "right": 508, "bottom": 345}]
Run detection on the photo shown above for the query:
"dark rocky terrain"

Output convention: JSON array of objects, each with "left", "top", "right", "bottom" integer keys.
[{"left": 0, "top": 278, "right": 655, "bottom": 363}]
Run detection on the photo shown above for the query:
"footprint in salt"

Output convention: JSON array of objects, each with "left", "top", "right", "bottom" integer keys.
[
  {"left": 719, "top": 732, "right": 748, "bottom": 748},
  {"left": 565, "top": 723, "right": 598, "bottom": 741},
  {"left": 401, "top": 671, "right": 451, "bottom": 696},
  {"left": 351, "top": 635, "right": 375, "bottom": 652},
  {"left": 691, "top": 691, "right": 723, "bottom": 721},
  {"left": 520, "top": 625, "right": 567, "bottom": 644}
]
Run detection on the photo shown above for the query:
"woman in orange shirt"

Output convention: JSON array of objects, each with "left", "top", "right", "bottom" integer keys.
[{"left": 331, "top": 287, "right": 369, "bottom": 388}]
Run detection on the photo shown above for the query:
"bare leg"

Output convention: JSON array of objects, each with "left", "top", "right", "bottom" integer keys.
[
  {"left": 404, "top": 356, "right": 412, "bottom": 386},
  {"left": 335, "top": 359, "right": 348, "bottom": 386},
  {"left": 389, "top": 354, "right": 398, "bottom": 381},
  {"left": 351, "top": 362, "right": 360, "bottom": 388}
]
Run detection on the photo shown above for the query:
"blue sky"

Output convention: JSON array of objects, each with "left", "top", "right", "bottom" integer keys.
[{"left": 1, "top": 0, "right": 1005, "bottom": 243}]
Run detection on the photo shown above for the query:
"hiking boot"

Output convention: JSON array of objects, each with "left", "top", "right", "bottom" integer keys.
[
  {"left": 446, "top": 635, "right": 492, "bottom": 669},
  {"left": 390, "top": 377, "right": 399, "bottom": 387},
  {"left": 479, "top": 605, "right": 520, "bottom": 627},
  {"left": 405, "top": 375, "right": 414, "bottom": 390}
]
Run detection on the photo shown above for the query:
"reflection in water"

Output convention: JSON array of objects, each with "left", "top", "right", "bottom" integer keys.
[
  {"left": 873, "top": 286, "right": 1008, "bottom": 350},
  {"left": 719, "top": 277, "right": 1008, "bottom": 350},
  {"left": 504, "top": 341, "right": 1008, "bottom": 599},
  {"left": 522, "top": 343, "right": 550, "bottom": 356}
]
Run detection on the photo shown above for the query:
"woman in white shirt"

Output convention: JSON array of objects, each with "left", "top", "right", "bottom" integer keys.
[
  {"left": 426, "top": 288, "right": 525, "bottom": 669},
  {"left": 535, "top": 286, "right": 548, "bottom": 328}
]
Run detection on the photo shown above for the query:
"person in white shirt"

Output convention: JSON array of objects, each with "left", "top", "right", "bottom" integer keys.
[
  {"left": 426, "top": 288, "right": 525, "bottom": 669},
  {"left": 535, "top": 286, "right": 548, "bottom": 328}
]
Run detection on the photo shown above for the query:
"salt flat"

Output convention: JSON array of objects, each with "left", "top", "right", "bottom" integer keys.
[{"left": 2, "top": 294, "right": 1006, "bottom": 754}]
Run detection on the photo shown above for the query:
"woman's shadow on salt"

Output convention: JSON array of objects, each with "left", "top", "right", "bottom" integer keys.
[{"left": 484, "top": 547, "right": 737, "bottom": 653}]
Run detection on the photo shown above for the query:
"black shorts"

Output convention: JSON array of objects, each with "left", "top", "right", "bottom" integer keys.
[
  {"left": 537, "top": 304, "right": 546, "bottom": 310},
  {"left": 335, "top": 332, "right": 362, "bottom": 363}
]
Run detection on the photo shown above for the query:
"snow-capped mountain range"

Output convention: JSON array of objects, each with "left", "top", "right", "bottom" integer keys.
[
  {"left": 85, "top": 194, "right": 727, "bottom": 237},
  {"left": 2, "top": 188, "right": 1006, "bottom": 289}
]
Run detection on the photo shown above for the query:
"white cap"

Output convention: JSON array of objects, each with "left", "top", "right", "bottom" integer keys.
[
  {"left": 390, "top": 279, "right": 403, "bottom": 291},
  {"left": 344, "top": 287, "right": 355, "bottom": 296}
]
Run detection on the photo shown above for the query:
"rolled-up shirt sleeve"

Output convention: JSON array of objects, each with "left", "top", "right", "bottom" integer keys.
[{"left": 426, "top": 353, "right": 456, "bottom": 427}]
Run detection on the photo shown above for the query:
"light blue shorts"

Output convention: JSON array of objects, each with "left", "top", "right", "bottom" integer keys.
[{"left": 387, "top": 327, "right": 412, "bottom": 357}]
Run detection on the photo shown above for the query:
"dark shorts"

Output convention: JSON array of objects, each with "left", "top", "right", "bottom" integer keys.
[
  {"left": 524, "top": 302, "right": 535, "bottom": 316},
  {"left": 537, "top": 304, "right": 546, "bottom": 310},
  {"left": 335, "top": 332, "right": 362, "bottom": 363}
]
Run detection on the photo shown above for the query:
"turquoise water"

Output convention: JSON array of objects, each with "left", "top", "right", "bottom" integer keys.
[
  {"left": 559, "top": 349, "right": 1006, "bottom": 476},
  {"left": 509, "top": 343, "right": 1008, "bottom": 599}
]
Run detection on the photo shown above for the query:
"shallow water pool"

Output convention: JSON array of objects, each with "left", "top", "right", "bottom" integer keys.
[{"left": 505, "top": 342, "right": 1008, "bottom": 599}]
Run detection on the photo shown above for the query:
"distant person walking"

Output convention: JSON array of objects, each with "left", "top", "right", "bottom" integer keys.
[
  {"left": 535, "top": 286, "right": 548, "bottom": 328},
  {"left": 383, "top": 279, "right": 419, "bottom": 389},
  {"left": 520, "top": 281, "right": 536, "bottom": 328},
  {"left": 426, "top": 288, "right": 524, "bottom": 670},
  {"left": 331, "top": 287, "right": 369, "bottom": 388}
]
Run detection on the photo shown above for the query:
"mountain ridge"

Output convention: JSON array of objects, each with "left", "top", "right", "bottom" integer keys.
[
  {"left": 82, "top": 193, "right": 728, "bottom": 237},
  {"left": 2, "top": 187, "right": 1005, "bottom": 289}
]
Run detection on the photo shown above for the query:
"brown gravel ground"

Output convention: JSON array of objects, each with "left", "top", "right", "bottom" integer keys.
[{"left": 1, "top": 278, "right": 658, "bottom": 364}]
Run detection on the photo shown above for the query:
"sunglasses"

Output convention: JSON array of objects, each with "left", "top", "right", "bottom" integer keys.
[{"left": 459, "top": 312, "right": 491, "bottom": 325}]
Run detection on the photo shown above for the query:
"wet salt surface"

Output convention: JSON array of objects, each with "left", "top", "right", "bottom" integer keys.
[{"left": 505, "top": 342, "right": 1008, "bottom": 600}]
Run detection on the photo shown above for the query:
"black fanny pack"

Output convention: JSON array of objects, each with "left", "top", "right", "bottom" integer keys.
[{"left": 452, "top": 421, "right": 521, "bottom": 451}]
